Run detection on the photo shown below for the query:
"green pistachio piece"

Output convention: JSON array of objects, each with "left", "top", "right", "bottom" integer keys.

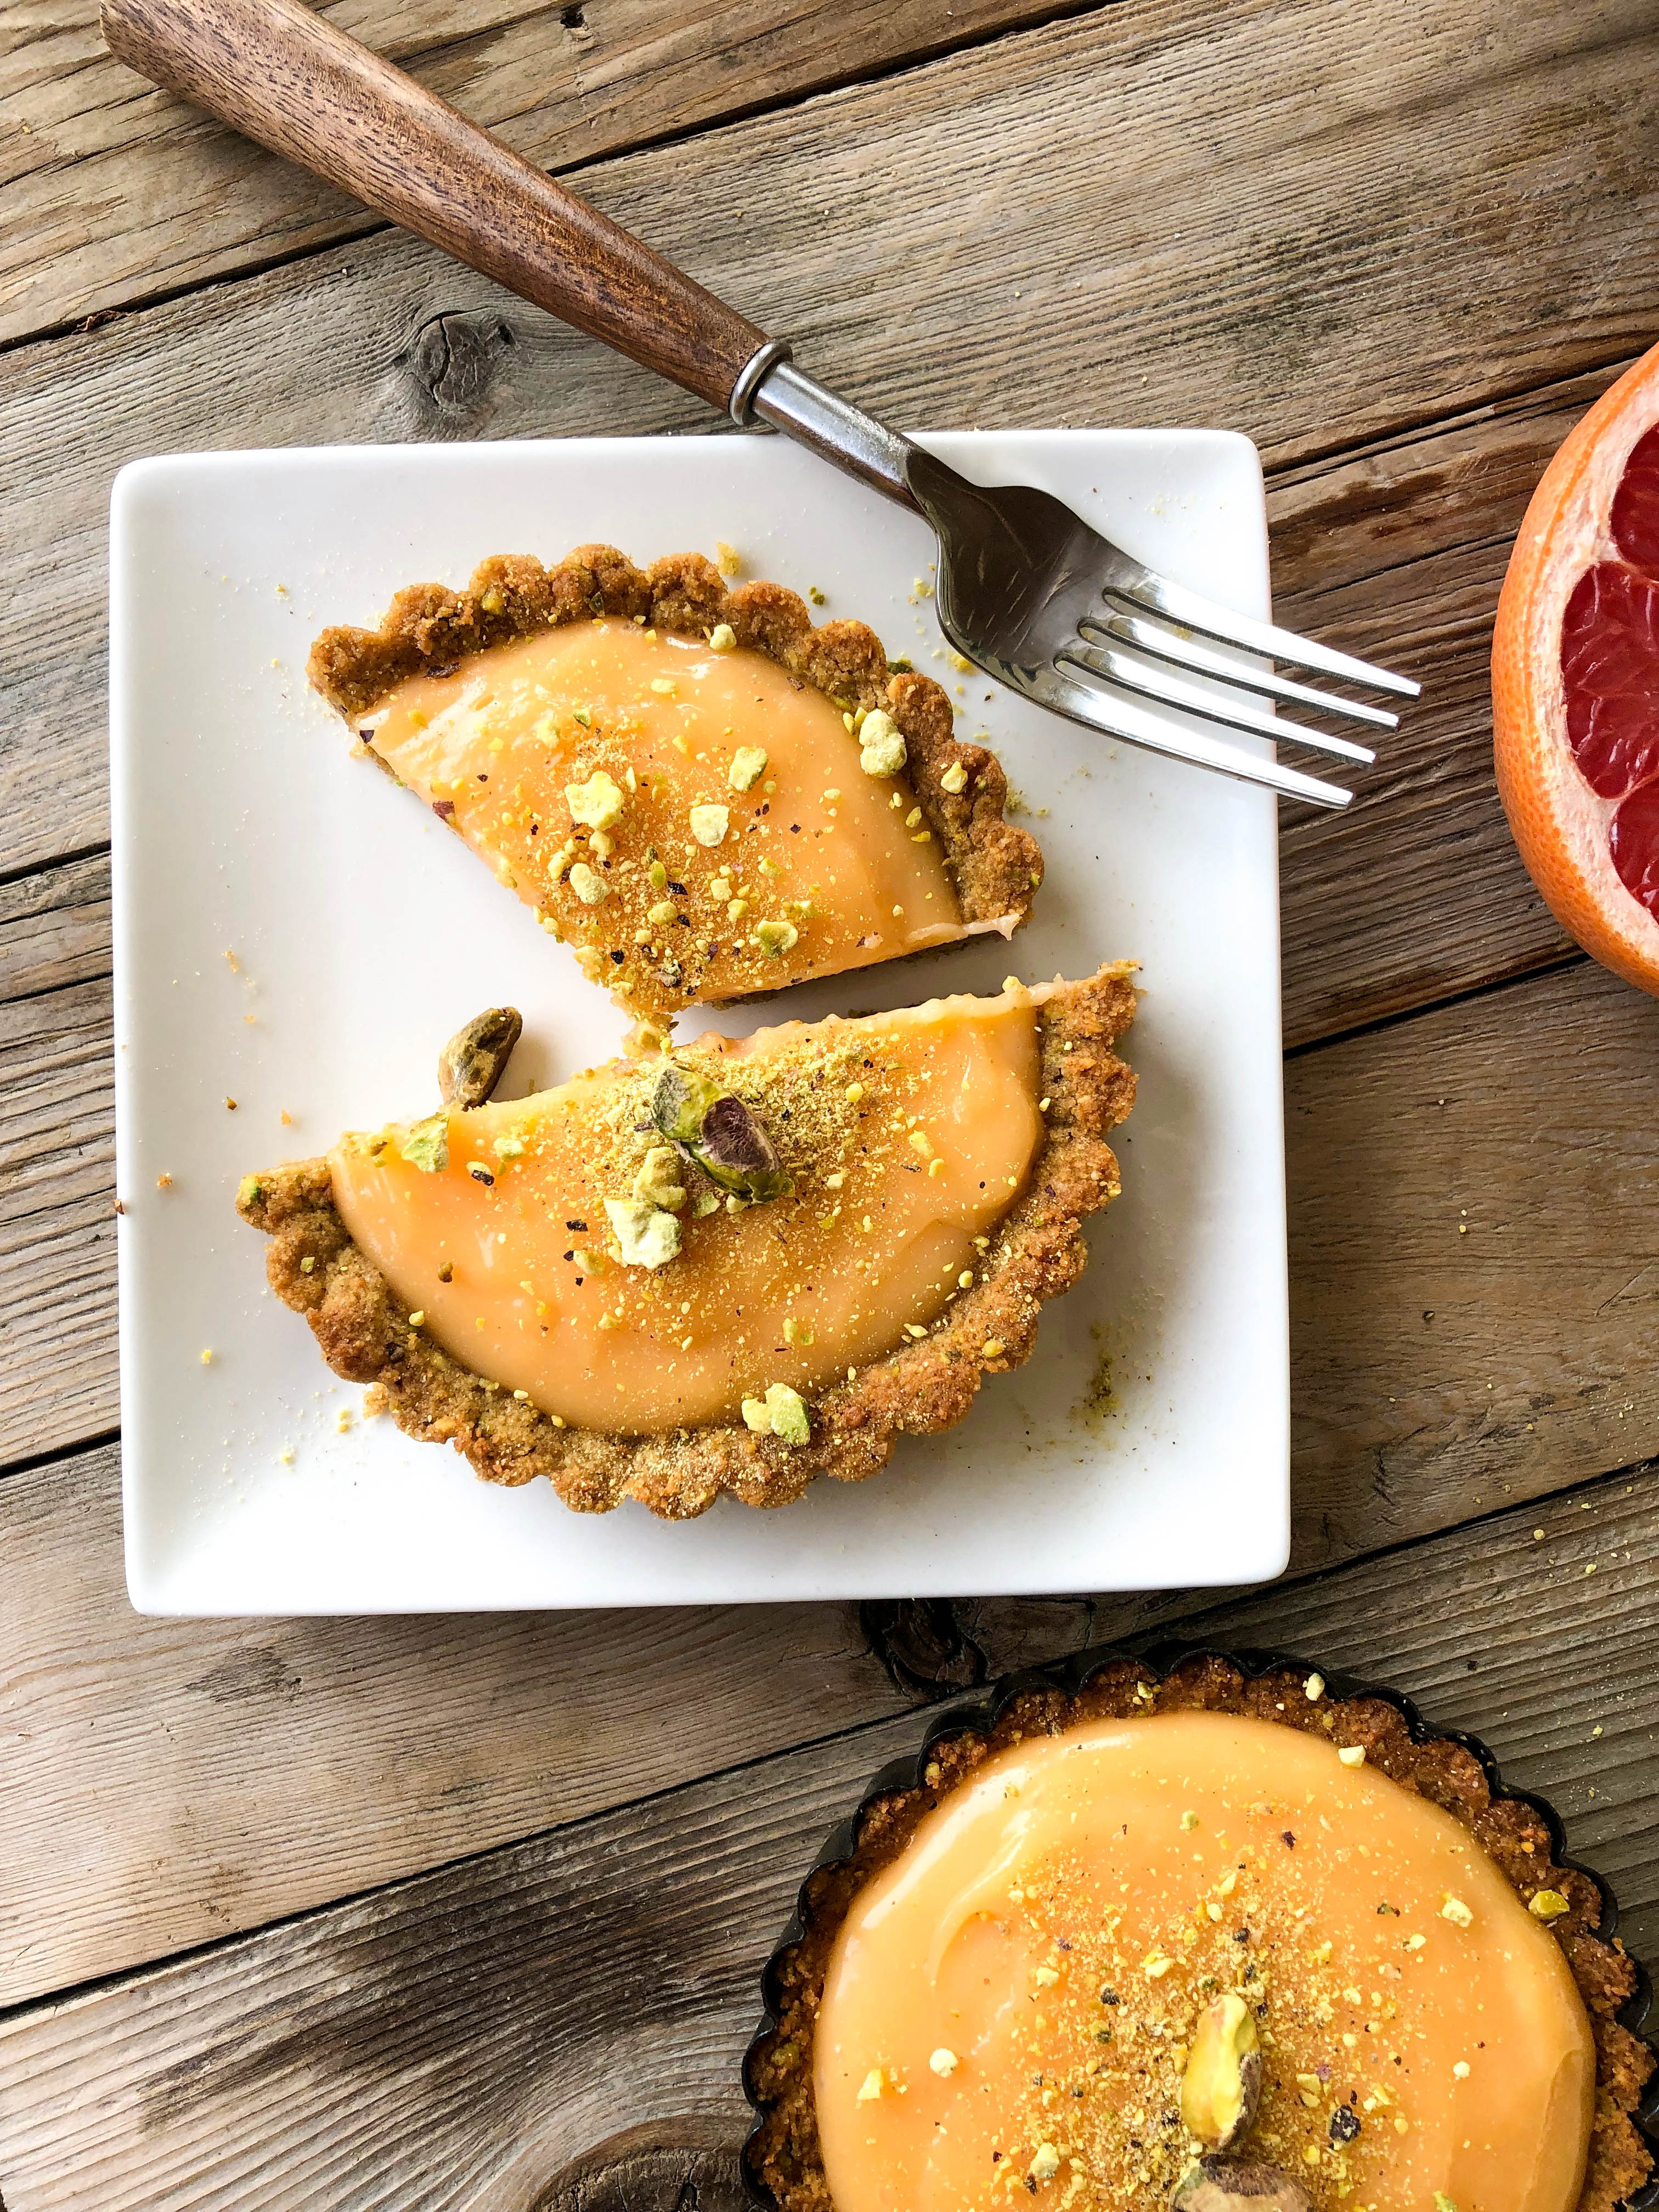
[
  {"left": 603, "top": 1198, "right": 681, "bottom": 1269},
  {"left": 650, "top": 1064, "right": 727, "bottom": 1147},
  {"left": 763, "top": 1382, "right": 810, "bottom": 1444},
  {"left": 399, "top": 1110, "right": 450, "bottom": 1173}
]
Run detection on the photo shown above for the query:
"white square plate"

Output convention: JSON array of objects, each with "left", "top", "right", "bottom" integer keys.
[{"left": 111, "top": 429, "right": 1288, "bottom": 1614}]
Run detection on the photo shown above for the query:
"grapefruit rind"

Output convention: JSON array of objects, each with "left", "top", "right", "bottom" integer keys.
[{"left": 1493, "top": 349, "right": 1659, "bottom": 996}]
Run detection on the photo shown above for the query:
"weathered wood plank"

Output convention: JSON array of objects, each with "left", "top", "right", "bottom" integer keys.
[
  {"left": 0, "top": 1441, "right": 1104, "bottom": 2013},
  {"left": 3, "top": 0, "right": 1656, "bottom": 877},
  {"left": 0, "top": 1443, "right": 904, "bottom": 2011},
  {"left": 0, "top": 848, "right": 111, "bottom": 1005},
  {"left": 1270, "top": 365, "right": 1622, "bottom": 1037},
  {"left": 0, "top": 977, "right": 115, "bottom": 1462},
  {"left": 1286, "top": 955, "right": 1659, "bottom": 1568},
  {"left": 5, "top": 955, "right": 1659, "bottom": 2001},
  {"left": 1, "top": 0, "right": 1082, "bottom": 347},
  {"left": 0, "top": 1458, "right": 1649, "bottom": 2209}
]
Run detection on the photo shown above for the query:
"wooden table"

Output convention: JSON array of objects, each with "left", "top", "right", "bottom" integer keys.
[{"left": 3, "top": 0, "right": 1658, "bottom": 2200}]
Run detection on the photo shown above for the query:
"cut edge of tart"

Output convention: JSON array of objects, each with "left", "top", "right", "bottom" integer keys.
[
  {"left": 741, "top": 1651, "right": 1657, "bottom": 2212},
  {"left": 307, "top": 545, "right": 1045, "bottom": 1018},
  {"left": 234, "top": 962, "right": 1136, "bottom": 1522}
]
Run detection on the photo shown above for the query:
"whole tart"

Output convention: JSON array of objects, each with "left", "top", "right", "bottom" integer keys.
[
  {"left": 236, "top": 965, "right": 1135, "bottom": 1521},
  {"left": 744, "top": 1646, "right": 1657, "bottom": 2212},
  {"left": 308, "top": 546, "right": 1044, "bottom": 1023}
]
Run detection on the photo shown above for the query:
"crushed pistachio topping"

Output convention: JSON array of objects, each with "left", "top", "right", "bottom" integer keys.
[
  {"left": 928, "top": 2047, "right": 958, "bottom": 2077},
  {"left": 728, "top": 744, "right": 768, "bottom": 792},
  {"left": 859, "top": 708, "right": 907, "bottom": 776},
  {"left": 689, "top": 803, "right": 730, "bottom": 846},
  {"left": 738, "top": 1380, "right": 810, "bottom": 1443},
  {"left": 1337, "top": 1745, "right": 1367, "bottom": 1767},
  {"left": 855, "top": 2067, "right": 887, "bottom": 2103},
  {"left": 1440, "top": 1894, "right": 1473, "bottom": 1928},
  {"left": 708, "top": 622, "right": 737, "bottom": 652},
  {"left": 1528, "top": 1888, "right": 1570, "bottom": 1921},
  {"left": 567, "top": 861, "right": 609, "bottom": 905},
  {"left": 940, "top": 759, "right": 969, "bottom": 793},
  {"left": 631, "top": 1145, "right": 687, "bottom": 1212},
  {"left": 603, "top": 1198, "right": 681, "bottom": 1269},
  {"left": 565, "top": 769, "right": 625, "bottom": 831},
  {"left": 756, "top": 918, "right": 800, "bottom": 957}
]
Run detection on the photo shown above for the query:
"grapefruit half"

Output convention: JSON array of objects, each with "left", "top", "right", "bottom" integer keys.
[{"left": 1493, "top": 342, "right": 1659, "bottom": 994}]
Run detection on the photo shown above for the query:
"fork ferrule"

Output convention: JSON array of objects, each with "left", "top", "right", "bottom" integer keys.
[{"left": 727, "top": 338, "right": 795, "bottom": 426}]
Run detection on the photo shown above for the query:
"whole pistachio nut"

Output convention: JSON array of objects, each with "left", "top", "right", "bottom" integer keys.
[
  {"left": 438, "top": 1006, "right": 523, "bottom": 1109},
  {"left": 651, "top": 1065, "right": 791, "bottom": 1203},
  {"left": 651, "top": 1064, "right": 727, "bottom": 1147},
  {"left": 1172, "top": 2159, "right": 1314, "bottom": 2212},
  {"left": 1180, "top": 1992, "right": 1263, "bottom": 2151}
]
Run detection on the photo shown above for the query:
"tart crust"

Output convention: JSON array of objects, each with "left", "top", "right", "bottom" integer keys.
[
  {"left": 235, "top": 963, "right": 1136, "bottom": 1521},
  {"left": 744, "top": 1652, "right": 1656, "bottom": 2212},
  {"left": 307, "top": 546, "right": 1044, "bottom": 988}
]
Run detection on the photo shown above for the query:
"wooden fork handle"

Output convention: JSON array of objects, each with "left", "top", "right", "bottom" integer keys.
[{"left": 101, "top": 0, "right": 772, "bottom": 416}]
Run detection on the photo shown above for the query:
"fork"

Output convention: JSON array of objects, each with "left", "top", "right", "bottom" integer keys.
[{"left": 104, "top": 0, "right": 1417, "bottom": 809}]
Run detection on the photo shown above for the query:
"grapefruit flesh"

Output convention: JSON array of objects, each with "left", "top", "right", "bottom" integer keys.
[{"left": 1493, "top": 346, "right": 1659, "bottom": 992}]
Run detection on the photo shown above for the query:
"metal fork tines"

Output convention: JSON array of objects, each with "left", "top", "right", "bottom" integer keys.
[
  {"left": 1059, "top": 628, "right": 1379, "bottom": 771},
  {"left": 1047, "top": 567, "right": 1421, "bottom": 810}
]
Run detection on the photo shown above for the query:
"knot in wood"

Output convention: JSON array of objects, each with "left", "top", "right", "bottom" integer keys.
[
  {"left": 405, "top": 310, "right": 516, "bottom": 422},
  {"left": 860, "top": 1597, "right": 988, "bottom": 1694}
]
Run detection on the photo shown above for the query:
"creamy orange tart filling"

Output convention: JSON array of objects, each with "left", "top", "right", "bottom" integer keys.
[
  {"left": 237, "top": 965, "right": 1136, "bottom": 1520},
  {"left": 308, "top": 547, "right": 1043, "bottom": 1020},
  {"left": 746, "top": 1661, "right": 1655, "bottom": 2212}
]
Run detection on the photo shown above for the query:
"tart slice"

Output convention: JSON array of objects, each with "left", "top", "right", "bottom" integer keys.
[
  {"left": 307, "top": 547, "right": 1043, "bottom": 1023},
  {"left": 236, "top": 964, "right": 1135, "bottom": 1521}
]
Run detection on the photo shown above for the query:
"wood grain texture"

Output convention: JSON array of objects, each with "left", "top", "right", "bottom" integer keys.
[
  {"left": 2, "top": 0, "right": 1082, "bottom": 347},
  {"left": 3, "top": 0, "right": 1657, "bottom": 876},
  {"left": 1286, "top": 956, "right": 1659, "bottom": 1570},
  {"left": 0, "top": 1440, "right": 899, "bottom": 2011},
  {"left": 0, "top": 977, "right": 115, "bottom": 1462},
  {"left": 0, "top": 1457, "right": 1650, "bottom": 2210},
  {"left": 0, "top": 849, "right": 111, "bottom": 1005},
  {"left": 0, "top": 1441, "right": 1130, "bottom": 2011},
  {"left": 1271, "top": 366, "right": 1627, "bottom": 1042}
]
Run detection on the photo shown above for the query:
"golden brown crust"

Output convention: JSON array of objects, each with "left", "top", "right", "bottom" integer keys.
[
  {"left": 744, "top": 1654, "right": 1654, "bottom": 2212},
  {"left": 235, "top": 964, "right": 1136, "bottom": 1521},
  {"left": 307, "top": 548, "right": 1044, "bottom": 987}
]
